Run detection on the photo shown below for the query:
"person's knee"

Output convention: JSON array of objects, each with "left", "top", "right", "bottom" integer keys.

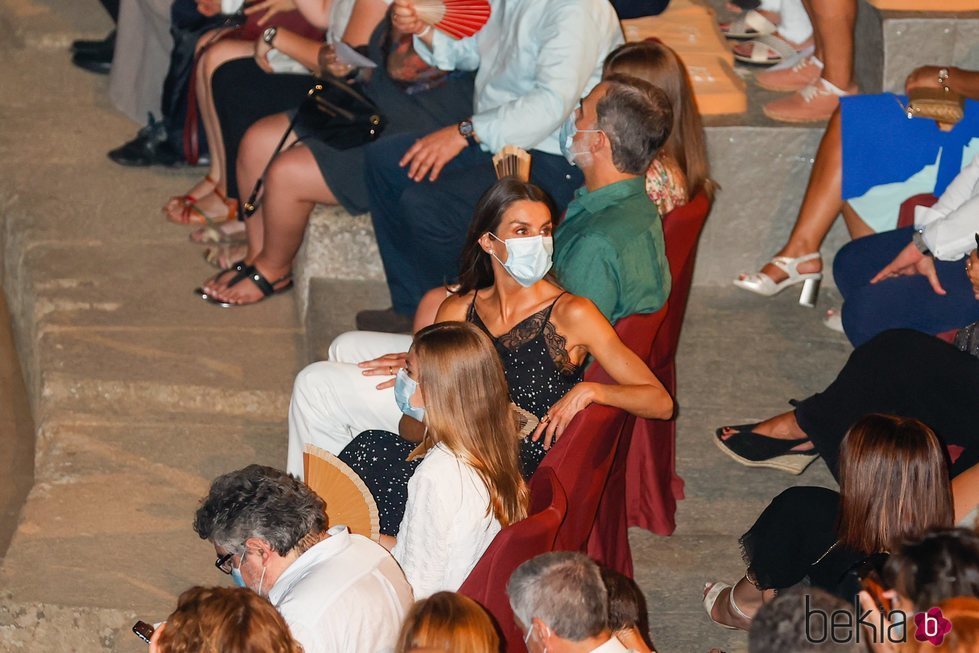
[
  {"left": 327, "top": 331, "right": 363, "bottom": 361},
  {"left": 292, "top": 361, "right": 334, "bottom": 405},
  {"left": 831, "top": 239, "right": 863, "bottom": 287}
]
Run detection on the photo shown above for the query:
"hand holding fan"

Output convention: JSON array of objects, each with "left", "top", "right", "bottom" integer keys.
[
  {"left": 303, "top": 444, "right": 380, "bottom": 541},
  {"left": 493, "top": 145, "right": 532, "bottom": 182},
  {"left": 414, "top": 0, "right": 491, "bottom": 40}
]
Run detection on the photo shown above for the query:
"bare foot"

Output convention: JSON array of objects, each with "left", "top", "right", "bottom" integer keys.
[
  {"left": 162, "top": 176, "right": 217, "bottom": 217},
  {"left": 211, "top": 261, "right": 292, "bottom": 306}
]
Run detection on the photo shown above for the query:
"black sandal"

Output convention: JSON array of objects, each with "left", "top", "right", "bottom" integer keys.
[
  {"left": 714, "top": 424, "right": 818, "bottom": 475},
  {"left": 197, "top": 264, "right": 293, "bottom": 308}
]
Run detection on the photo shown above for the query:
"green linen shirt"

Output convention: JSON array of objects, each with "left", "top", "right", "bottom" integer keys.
[{"left": 553, "top": 176, "right": 671, "bottom": 324}]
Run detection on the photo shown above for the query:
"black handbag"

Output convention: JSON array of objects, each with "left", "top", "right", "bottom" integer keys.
[{"left": 242, "top": 75, "right": 386, "bottom": 217}]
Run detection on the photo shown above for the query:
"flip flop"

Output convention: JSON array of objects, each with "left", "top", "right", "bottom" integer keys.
[
  {"left": 714, "top": 424, "right": 818, "bottom": 474},
  {"left": 196, "top": 264, "right": 293, "bottom": 308}
]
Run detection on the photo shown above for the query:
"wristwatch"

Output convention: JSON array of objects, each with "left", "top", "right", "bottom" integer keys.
[
  {"left": 262, "top": 26, "right": 278, "bottom": 46},
  {"left": 458, "top": 119, "right": 477, "bottom": 146},
  {"left": 912, "top": 230, "right": 932, "bottom": 256}
]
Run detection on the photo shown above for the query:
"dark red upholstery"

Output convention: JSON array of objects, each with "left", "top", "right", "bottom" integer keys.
[
  {"left": 896, "top": 193, "right": 938, "bottom": 229},
  {"left": 458, "top": 468, "right": 568, "bottom": 653},
  {"left": 584, "top": 193, "right": 712, "bottom": 574}
]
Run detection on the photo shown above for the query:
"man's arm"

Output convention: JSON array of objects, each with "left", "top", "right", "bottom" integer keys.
[{"left": 470, "top": 3, "right": 621, "bottom": 153}]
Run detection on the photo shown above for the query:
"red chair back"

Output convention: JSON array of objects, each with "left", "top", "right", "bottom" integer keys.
[
  {"left": 896, "top": 193, "right": 938, "bottom": 229},
  {"left": 458, "top": 468, "right": 568, "bottom": 653},
  {"left": 584, "top": 193, "right": 712, "bottom": 574}
]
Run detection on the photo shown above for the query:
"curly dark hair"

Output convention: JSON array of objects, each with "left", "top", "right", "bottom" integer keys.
[{"left": 193, "top": 465, "right": 326, "bottom": 555}]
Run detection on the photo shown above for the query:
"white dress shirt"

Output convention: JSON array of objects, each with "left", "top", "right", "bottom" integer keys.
[
  {"left": 590, "top": 635, "right": 633, "bottom": 652},
  {"left": 392, "top": 443, "right": 501, "bottom": 599},
  {"left": 268, "top": 525, "right": 414, "bottom": 653},
  {"left": 413, "top": 0, "right": 623, "bottom": 155},
  {"left": 916, "top": 153, "right": 979, "bottom": 260}
]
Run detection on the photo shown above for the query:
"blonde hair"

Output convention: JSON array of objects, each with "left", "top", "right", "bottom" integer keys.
[
  {"left": 603, "top": 40, "right": 715, "bottom": 201},
  {"left": 395, "top": 592, "right": 501, "bottom": 653},
  {"left": 155, "top": 586, "right": 302, "bottom": 653},
  {"left": 409, "top": 321, "right": 529, "bottom": 527}
]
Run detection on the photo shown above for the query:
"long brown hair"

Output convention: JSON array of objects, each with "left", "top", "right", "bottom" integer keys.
[
  {"left": 837, "top": 414, "right": 953, "bottom": 554},
  {"left": 603, "top": 40, "right": 715, "bottom": 201},
  {"left": 455, "top": 178, "right": 556, "bottom": 296},
  {"left": 154, "top": 586, "right": 302, "bottom": 653},
  {"left": 410, "top": 321, "right": 529, "bottom": 527},
  {"left": 395, "top": 592, "right": 501, "bottom": 653}
]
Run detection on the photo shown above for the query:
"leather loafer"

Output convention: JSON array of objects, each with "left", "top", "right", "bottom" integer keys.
[
  {"left": 71, "top": 30, "right": 115, "bottom": 55},
  {"left": 72, "top": 49, "right": 112, "bottom": 75},
  {"left": 107, "top": 118, "right": 183, "bottom": 167},
  {"left": 355, "top": 307, "right": 414, "bottom": 334}
]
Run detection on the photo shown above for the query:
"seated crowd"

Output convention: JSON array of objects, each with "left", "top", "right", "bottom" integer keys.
[{"left": 90, "top": 0, "right": 979, "bottom": 649}]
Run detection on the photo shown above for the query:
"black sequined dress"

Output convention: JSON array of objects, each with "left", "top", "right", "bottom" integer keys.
[{"left": 338, "top": 293, "right": 583, "bottom": 534}]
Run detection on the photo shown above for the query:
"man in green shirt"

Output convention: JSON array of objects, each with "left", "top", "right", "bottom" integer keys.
[{"left": 554, "top": 75, "right": 674, "bottom": 324}]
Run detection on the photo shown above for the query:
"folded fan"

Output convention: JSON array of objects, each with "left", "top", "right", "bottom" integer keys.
[
  {"left": 303, "top": 444, "right": 380, "bottom": 541},
  {"left": 414, "top": 0, "right": 491, "bottom": 40},
  {"left": 493, "top": 145, "right": 531, "bottom": 182}
]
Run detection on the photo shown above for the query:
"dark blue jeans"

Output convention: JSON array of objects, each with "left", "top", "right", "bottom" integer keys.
[
  {"left": 835, "top": 226, "right": 979, "bottom": 347},
  {"left": 365, "top": 132, "right": 583, "bottom": 315}
]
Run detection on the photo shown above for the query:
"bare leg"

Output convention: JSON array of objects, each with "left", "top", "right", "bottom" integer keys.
[
  {"left": 801, "top": 0, "right": 822, "bottom": 62},
  {"left": 808, "top": 0, "right": 855, "bottom": 90},
  {"left": 216, "top": 144, "right": 337, "bottom": 304},
  {"left": 753, "top": 107, "right": 843, "bottom": 283},
  {"left": 840, "top": 203, "right": 873, "bottom": 239},
  {"left": 201, "top": 113, "right": 298, "bottom": 294}
]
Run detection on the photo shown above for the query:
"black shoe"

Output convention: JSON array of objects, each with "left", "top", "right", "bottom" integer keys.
[
  {"left": 71, "top": 49, "right": 113, "bottom": 75},
  {"left": 70, "top": 30, "right": 115, "bottom": 55},
  {"left": 107, "top": 116, "right": 183, "bottom": 167},
  {"left": 356, "top": 307, "right": 414, "bottom": 334}
]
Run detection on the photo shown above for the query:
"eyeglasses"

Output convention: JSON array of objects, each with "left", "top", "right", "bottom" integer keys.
[{"left": 215, "top": 552, "right": 235, "bottom": 575}]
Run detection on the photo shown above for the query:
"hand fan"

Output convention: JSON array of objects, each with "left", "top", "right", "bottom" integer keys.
[
  {"left": 493, "top": 145, "right": 532, "bottom": 182},
  {"left": 512, "top": 402, "right": 540, "bottom": 439},
  {"left": 414, "top": 0, "right": 492, "bottom": 40},
  {"left": 303, "top": 444, "right": 381, "bottom": 542}
]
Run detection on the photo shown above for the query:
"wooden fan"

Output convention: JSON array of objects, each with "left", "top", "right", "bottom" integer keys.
[
  {"left": 493, "top": 145, "right": 532, "bottom": 182},
  {"left": 414, "top": 0, "right": 492, "bottom": 40},
  {"left": 303, "top": 444, "right": 380, "bottom": 542}
]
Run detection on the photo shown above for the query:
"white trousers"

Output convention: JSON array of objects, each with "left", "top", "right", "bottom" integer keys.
[
  {"left": 757, "top": 0, "right": 813, "bottom": 45},
  {"left": 287, "top": 331, "right": 413, "bottom": 478}
]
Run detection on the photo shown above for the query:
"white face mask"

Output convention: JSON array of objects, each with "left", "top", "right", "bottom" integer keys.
[
  {"left": 559, "top": 112, "right": 601, "bottom": 167},
  {"left": 489, "top": 233, "right": 553, "bottom": 287}
]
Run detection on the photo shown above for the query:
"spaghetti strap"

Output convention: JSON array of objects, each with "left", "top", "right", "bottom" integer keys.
[{"left": 543, "top": 292, "right": 568, "bottom": 321}]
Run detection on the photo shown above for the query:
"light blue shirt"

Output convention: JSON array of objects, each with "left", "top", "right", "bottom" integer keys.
[{"left": 414, "top": 0, "right": 623, "bottom": 155}]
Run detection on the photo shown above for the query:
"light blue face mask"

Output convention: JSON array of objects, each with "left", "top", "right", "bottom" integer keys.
[
  {"left": 558, "top": 112, "right": 601, "bottom": 166},
  {"left": 230, "top": 551, "right": 247, "bottom": 588},
  {"left": 489, "top": 233, "right": 553, "bottom": 287},
  {"left": 394, "top": 368, "right": 425, "bottom": 422}
]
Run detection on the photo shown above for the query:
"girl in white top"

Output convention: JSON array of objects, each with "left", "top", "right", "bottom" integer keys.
[{"left": 387, "top": 321, "right": 529, "bottom": 599}]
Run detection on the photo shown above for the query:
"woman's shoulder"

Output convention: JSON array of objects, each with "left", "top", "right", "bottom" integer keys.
[
  {"left": 438, "top": 290, "right": 476, "bottom": 318},
  {"left": 549, "top": 292, "right": 603, "bottom": 326}
]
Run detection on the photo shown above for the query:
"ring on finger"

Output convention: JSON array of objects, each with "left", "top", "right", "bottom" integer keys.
[{"left": 540, "top": 414, "right": 551, "bottom": 424}]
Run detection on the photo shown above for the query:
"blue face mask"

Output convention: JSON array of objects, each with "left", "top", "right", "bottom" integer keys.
[
  {"left": 394, "top": 368, "right": 425, "bottom": 422},
  {"left": 489, "top": 233, "right": 553, "bottom": 287},
  {"left": 230, "top": 552, "right": 247, "bottom": 588},
  {"left": 558, "top": 112, "right": 601, "bottom": 166}
]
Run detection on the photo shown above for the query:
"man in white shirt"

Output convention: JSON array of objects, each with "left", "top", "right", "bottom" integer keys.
[
  {"left": 508, "top": 552, "right": 636, "bottom": 653},
  {"left": 193, "top": 465, "right": 413, "bottom": 653},
  {"left": 357, "top": 0, "right": 624, "bottom": 332}
]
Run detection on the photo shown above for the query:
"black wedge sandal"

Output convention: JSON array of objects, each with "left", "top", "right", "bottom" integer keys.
[
  {"left": 197, "top": 264, "right": 293, "bottom": 308},
  {"left": 714, "top": 424, "right": 818, "bottom": 475}
]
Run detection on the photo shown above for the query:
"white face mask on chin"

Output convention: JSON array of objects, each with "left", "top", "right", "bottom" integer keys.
[{"left": 489, "top": 233, "right": 554, "bottom": 287}]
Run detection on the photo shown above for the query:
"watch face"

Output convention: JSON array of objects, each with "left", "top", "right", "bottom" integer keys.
[{"left": 459, "top": 121, "right": 474, "bottom": 137}]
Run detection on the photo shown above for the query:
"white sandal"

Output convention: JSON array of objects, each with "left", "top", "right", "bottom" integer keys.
[
  {"left": 704, "top": 582, "right": 752, "bottom": 629},
  {"left": 733, "top": 253, "right": 822, "bottom": 307},
  {"left": 733, "top": 33, "right": 801, "bottom": 66},
  {"left": 720, "top": 9, "right": 778, "bottom": 40}
]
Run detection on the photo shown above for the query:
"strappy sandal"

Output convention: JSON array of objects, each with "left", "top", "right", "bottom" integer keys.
[
  {"left": 733, "top": 253, "right": 822, "bottom": 307},
  {"left": 165, "top": 177, "right": 238, "bottom": 226},
  {"left": 704, "top": 582, "right": 751, "bottom": 630},
  {"left": 196, "top": 264, "right": 293, "bottom": 308},
  {"left": 714, "top": 424, "right": 818, "bottom": 475},
  {"left": 733, "top": 34, "right": 800, "bottom": 66},
  {"left": 720, "top": 9, "right": 777, "bottom": 40}
]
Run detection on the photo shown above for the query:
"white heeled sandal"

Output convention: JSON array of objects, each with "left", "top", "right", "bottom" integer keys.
[
  {"left": 733, "top": 253, "right": 822, "bottom": 307},
  {"left": 704, "top": 582, "right": 752, "bottom": 630}
]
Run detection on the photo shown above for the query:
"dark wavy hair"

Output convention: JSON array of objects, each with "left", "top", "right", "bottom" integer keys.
[
  {"left": 883, "top": 528, "right": 979, "bottom": 610},
  {"left": 454, "top": 178, "right": 556, "bottom": 295},
  {"left": 193, "top": 465, "right": 327, "bottom": 555}
]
